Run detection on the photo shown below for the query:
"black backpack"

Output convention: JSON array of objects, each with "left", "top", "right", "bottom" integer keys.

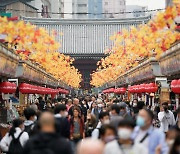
[
  {"left": 24, "top": 123, "right": 34, "bottom": 136},
  {"left": 8, "top": 131, "right": 24, "bottom": 154}
]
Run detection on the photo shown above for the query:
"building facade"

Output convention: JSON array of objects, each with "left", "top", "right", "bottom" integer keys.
[
  {"left": 88, "top": 0, "right": 103, "bottom": 19},
  {"left": 22, "top": 17, "right": 150, "bottom": 89},
  {"left": 126, "top": 5, "right": 148, "bottom": 18},
  {"left": 27, "top": 0, "right": 61, "bottom": 18},
  {"left": 0, "top": 0, "right": 38, "bottom": 18},
  {"left": 103, "top": 0, "right": 126, "bottom": 18}
]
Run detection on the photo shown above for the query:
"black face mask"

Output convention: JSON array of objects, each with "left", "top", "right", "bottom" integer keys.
[{"left": 164, "top": 106, "right": 168, "bottom": 111}]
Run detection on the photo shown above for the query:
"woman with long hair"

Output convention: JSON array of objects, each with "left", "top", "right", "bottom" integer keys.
[
  {"left": 70, "top": 107, "right": 85, "bottom": 144},
  {"left": 0, "top": 118, "right": 29, "bottom": 153},
  {"left": 85, "top": 112, "right": 97, "bottom": 137}
]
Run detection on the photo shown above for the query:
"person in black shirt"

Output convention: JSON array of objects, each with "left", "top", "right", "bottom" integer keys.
[
  {"left": 54, "top": 104, "right": 70, "bottom": 139},
  {"left": 23, "top": 112, "right": 73, "bottom": 154}
]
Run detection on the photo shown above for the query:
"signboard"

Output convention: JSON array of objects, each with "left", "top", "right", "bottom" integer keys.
[
  {"left": 128, "top": 65, "right": 154, "bottom": 84},
  {"left": 0, "top": 13, "right": 12, "bottom": 18},
  {"left": 0, "top": 55, "right": 17, "bottom": 76},
  {"left": 160, "top": 53, "right": 180, "bottom": 75}
]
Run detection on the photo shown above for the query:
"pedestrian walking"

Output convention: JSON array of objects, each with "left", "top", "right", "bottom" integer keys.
[
  {"left": 158, "top": 102, "right": 176, "bottom": 133},
  {"left": 23, "top": 112, "right": 73, "bottom": 154},
  {"left": 0, "top": 118, "right": 29, "bottom": 154},
  {"left": 104, "top": 119, "right": 147, "bottom": 154},
  {"left": 54, "top": 104, "right": 70, "bottom": 139},
  {"left": 70, "top": 107, "right": 85, "bottom": 144},
  {"left": 132, "top": 109, "right": 169, "bottom": 154},
  {"left": 23, "top": 107, "right": 37, "bottom": 136}
]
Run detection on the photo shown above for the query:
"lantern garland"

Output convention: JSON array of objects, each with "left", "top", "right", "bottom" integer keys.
[
  {"left": 91, "top": 0, "right": 180, "bottom": 87},
  {"left": 0, "top": 18, "right": 82, "bottom": 88}
]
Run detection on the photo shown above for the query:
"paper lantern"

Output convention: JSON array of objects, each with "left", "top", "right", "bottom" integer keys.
[
  {"left": 171, "top": 80, "right": 180, "bottom": 94},
  {"left": 0, "top": 82, "right": 17, "bottom": 94}
]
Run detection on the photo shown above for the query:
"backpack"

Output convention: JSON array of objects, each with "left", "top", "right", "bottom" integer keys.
[
  {"left": 24, "top": 123, "right": 34, "bottom": 135},
  {"left": 8, "top": 131, "right": 24, "bottom": 154}
]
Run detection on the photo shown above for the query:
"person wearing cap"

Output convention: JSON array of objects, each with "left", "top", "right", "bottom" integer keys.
[
  {"left": 158, "top": 102, "right": 176, "bottom": 133},
  {"left": 132, "top": 109, "right": 169, "bottom": 154},
  {"left": 104, "top": 119, "right": 147, "bottom": 154}
]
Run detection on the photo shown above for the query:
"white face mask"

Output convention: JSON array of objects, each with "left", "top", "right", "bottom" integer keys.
[
  {"left": 118, "top": 128, "right": 132, "bottom": 140},
  {"left": 167, "top": 139, "right": 174, "bottom": 147},
  {"left": 103, "top": 119, "right": 110, "bottom": 124},
  {"left": 34, "top": 116, "right": 37, "bottom": 122},
  {"left": 63, "top": 111, "right": 68, "bottom": 117},
  {"left": 98, "top": 104, "right": 103, "bottom": 108},
  {"left": 133, "top": 103, "right": 137, "bottom": 107}
]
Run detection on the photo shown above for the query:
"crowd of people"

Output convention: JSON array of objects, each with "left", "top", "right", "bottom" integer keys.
[{"left": 0, "top": 94, "right": 180, "bottom": 154}]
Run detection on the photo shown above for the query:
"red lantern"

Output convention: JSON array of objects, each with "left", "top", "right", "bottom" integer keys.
[
  {"left": 139, "top": 84, "right": 146, "bottom": 93},
  {"left": 145, "top": 84, "right": 151, "bottom": 93},
  {"left": 120, "top": 87, "right": 126, "bottom": 94},
  {"left": 0, "top": 82, "right": 17, "bottom": 94},
  {"left": 171, "top": 80, "right": 180, "bottom": 94}
]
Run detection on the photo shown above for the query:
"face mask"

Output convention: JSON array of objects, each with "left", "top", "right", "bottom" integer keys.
[
  {"left": 119, "top": 111, "right": 125, "bottom": 116},
  {"left": 98, "top": 104, "right": 103, "bottom": 108},
  {"left": 63, "top": 111, "right": 68, "bottom": 117},
  {"left": 136, "top": 116, "right": 145, "bottom": 127},
  {"left": 118, "top": 128, "right": 132, "bottom": 140},
  {"left": 167, "top": 139, "right": 174, "bottom": 147},
  {"left": 133, "top": 103, "right": 137, "bottom": 107},
  {"left": 104, "top": 135, "right": 116, "bottom": 143},
  {"left": 103, "top": 119, "right": 110, "bottom": 124},
  {"left": 34, "top": 116, "right": 37, "bottom": 122},
  {"left": 164, "top": 107, "right": 168, "bottom": 112}
]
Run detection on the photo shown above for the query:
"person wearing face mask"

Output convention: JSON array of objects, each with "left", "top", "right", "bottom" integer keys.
[
  {"left": 104, "top": 119, "right": 147, "bottom": 154},
  {"left": 119, "top": 103, "right": 133, "bottom": 121},
  {"left": 92, "top": 112, "right": 110, "bottom": 139},
  {"left": 0, "top": 118, "right": 29, "bottom": 153},
  {"left": 132, "top": 109, "right": 169, "bottom": 154},
  {"left": 97, "top": 99, "right": 104, "bottom": 113},
  {"left": 85, "top": 112, "right": 97, "bottom": 137},
  {"left": 54, "top": 104, "right": 70, "bottom": 139},
  {"left": 158, "top": 102, "right": 176, "bottom": 133},
  {"left": 131, "top": 99, "right": 139, "bottom": 119},
  {"left": 109, "top": 104, "right": 122, "bottom": 128},
  {"left": 23, "top": 107, "right": 37, "bottom": 136},
  {"left": 169, "top": 134, "right": 180, "bottom": 154},
  {"left": 166, "top": 126, "right": 180, "bottom": 150},
  {"left": 99, "top": 124, "right": 116, "bottom": 144}
]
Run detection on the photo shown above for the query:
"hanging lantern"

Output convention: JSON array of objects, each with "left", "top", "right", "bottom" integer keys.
[
  {"left": 120, "top": 87, "right": 126, "bottom": 94},
  {"left": 139, "top": 84, "right": 146, "bottom": 93},
  {"left": 145, "top": 83, "right": 152, "bottom": 93},
  {"left": 171, "top": 80, "right": 180, "bottom": 94},
  {"left": 0, "top": 82, "right": 17, "bottom": 94},
  {"left": 19, "top": 83, "right": 32, "bottom": 94}
]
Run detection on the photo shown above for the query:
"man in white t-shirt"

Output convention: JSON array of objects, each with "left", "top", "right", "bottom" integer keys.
[
  {"left": 158, "top": 102, "right": 176, "bottom": 133},
  {"left": 104, "top": 119, "right": 147, "bottom": 154}
]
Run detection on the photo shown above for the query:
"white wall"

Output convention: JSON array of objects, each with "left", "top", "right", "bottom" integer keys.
[
  {"left": 64, "top": 0, "right": 73, "bottom": 19},
  {"left": 27, "top": 0, "right": 43, "bottom": 18},
  {"left": 103, "top": 0, "right": 126, "bottom": 18},
  {"left": 51, "top": 0, "right": 60, "bottom": 18}
]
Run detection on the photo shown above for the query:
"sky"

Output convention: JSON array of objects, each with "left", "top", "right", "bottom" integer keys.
[{"left": 126, "top": 0, "right": 166, "bottom": 10}]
